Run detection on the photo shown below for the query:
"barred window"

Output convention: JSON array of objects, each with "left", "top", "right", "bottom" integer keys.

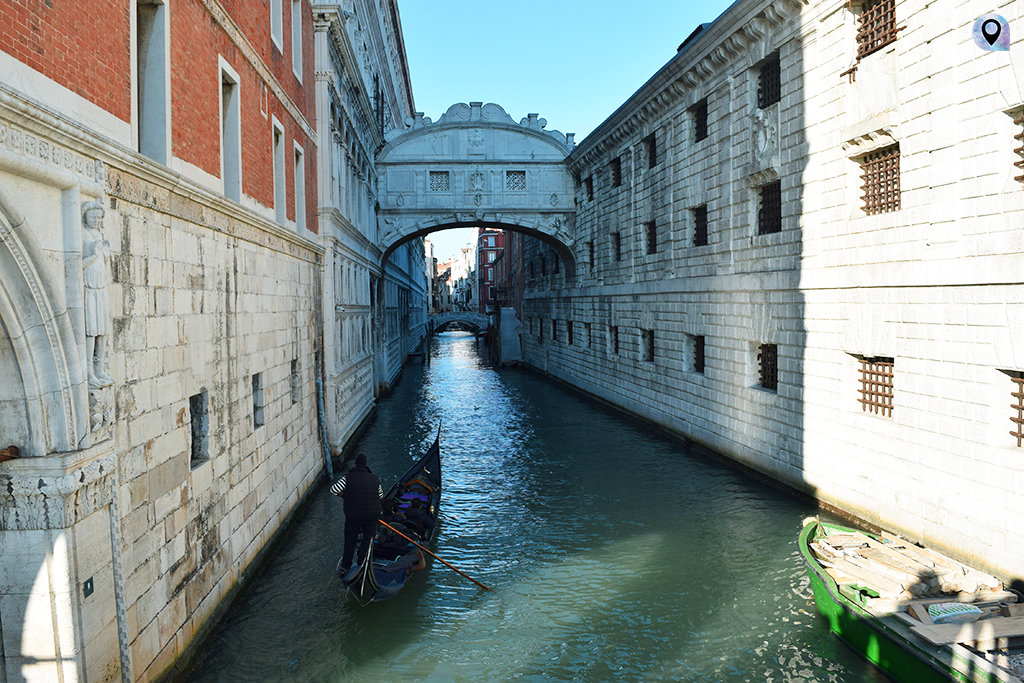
[
  {"left": 757, "top": 180, "right": 782, "bottom": 235},
  {"left": 1007, "top": 371, "right": 1024, "bottom": 447},
  {"left": 643, "top": 134, "right": 657, "bottom": 168},
  {"left": 857, "top": 0, "right": 898, "bottom": 60},
  {"left": 693, "top": 99, "right": 709, "bottom": 142},
  {"left": 691, "top": 334, "right": 706, "bottom": 374},
  {"left": 1013, "top": 109, "right": 1024, "bottom": 185},
  {"left": 758, "top": 53, "right": 781, "bottom": 109},
  {"left": 428, "top": 170, "right": 450, "bottom": 192},
  {"left": 645, "top": 220, "right": 657, "bottom": 255},
  {"left": 758, "top": 344, "right": 778, "bottom": 391},
  {"left": 584, "top": 176, "right": 594, "bottom": 201},
  {"left": 506, "top": 170, "right": 526, "bottom": 191},
  {"left": 693, "top": 205, "right": 708, "bottom": 246},
  {"left": 860, "top": 144, "right": 900, "bottom": 214},
  {"left": 611, "top": 157, "right": 622, "bottom": 187},
  {"left": 642, "top": 329, "right": 654, "bottom": 362},
  {"left": 858, "top": 356, "right": 894, "bottom": 417},
  {"left": 612, "top": 232, "right": 622, "bottom": 261},
  {"left": 611, "top": 325, "right": 620, "bottom": 354}
]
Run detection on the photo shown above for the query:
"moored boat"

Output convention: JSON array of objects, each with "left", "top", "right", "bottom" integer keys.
[
  {"left": 344, "top": 428, "right": 442, "bottom": 605},
  {"left": 799, "top": 518, "right": 1024, "bottom": 682}
]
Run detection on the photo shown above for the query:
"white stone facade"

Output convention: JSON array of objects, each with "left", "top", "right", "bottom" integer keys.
[{"left": 523, "top": 0, "right": 1024, "bottom": 580}]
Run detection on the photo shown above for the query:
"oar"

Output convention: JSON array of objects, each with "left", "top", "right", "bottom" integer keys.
[{"left": 378, "top": 519, "right": 491, "bottom": 591}]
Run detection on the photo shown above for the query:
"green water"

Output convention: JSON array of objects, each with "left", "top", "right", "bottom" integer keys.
[{"left": 188, "top": 331, "right": 882, "bottom": 681}]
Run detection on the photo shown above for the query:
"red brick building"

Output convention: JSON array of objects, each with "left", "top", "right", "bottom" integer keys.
[{"left": 476, "top": 227, "right": 504, "bottom": 313}]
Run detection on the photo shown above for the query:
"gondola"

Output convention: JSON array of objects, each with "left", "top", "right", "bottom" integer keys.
[{"left": 343, "top": 427, "right": 442, "bottom": 605}]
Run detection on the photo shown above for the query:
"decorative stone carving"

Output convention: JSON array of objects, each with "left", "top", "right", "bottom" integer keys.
[
  {"left": 82, "top": 200, "right": 114, "bottom": 389},
  {"left": 753, "top": 108, "right": 776, "bottom": 159},
  {"left": 468, "top": 130, "right": 485, "bottom": 154},
  {"left": 469, "top": 170, "right": 485, "bottom": 192},
  {"left": 88, "top": 385, "right": 113, "bottom": 436}
]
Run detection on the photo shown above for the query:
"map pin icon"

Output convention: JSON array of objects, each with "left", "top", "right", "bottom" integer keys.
[{"left": 982, "top": 19, "right": 1001, "bottom": 45}]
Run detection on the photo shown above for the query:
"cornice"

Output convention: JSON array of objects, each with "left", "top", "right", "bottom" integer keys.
[
  {"left": 201, "top": 0, "right": 317, "bottom": 144},
  {"left": 567, "top": 0, "right": 807, "bottom": 173}
]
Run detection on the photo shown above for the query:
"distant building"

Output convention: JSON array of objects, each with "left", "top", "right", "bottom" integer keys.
[
  {"left": 492, "top": 230, "right": 524, "bottom": 321},
  {"left": 476, "top": 228, "right": 505, "bottom": 313}
]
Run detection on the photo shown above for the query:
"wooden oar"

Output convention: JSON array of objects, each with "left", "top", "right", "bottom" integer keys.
[{"left": 378, "top": 519, "right": 491, "bottom": 591}]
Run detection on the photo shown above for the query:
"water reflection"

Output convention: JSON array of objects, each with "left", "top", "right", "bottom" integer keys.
[{"left": 188, "top": 331, "right": 884, "bottom": 681}]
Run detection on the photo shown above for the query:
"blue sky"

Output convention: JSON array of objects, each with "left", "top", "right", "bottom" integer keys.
[{"left": 398, "top": 0, "right": 737, "bottom": 261}]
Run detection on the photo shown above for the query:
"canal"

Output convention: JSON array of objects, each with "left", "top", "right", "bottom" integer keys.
[{"left": 188, "top": 331, "right": 884, "bottom": 681}]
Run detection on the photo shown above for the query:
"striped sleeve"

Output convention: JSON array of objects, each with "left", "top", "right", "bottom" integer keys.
[
  {"left": 378, "top": 483, "right": 384, "bottom": 499},
  {"left": 329, "top": 476, "right": 347, "bottom": 496}
]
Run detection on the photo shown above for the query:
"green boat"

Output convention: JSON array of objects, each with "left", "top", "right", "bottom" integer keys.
[{"left": 799, "top": 519, "right": 1023, "bottom": 682}]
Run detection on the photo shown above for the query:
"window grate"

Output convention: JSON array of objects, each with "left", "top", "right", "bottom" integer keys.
[
  {"left": 428, "top": 170, "right": 450, "bottom": 192},
  {"left": 611, "top": 157, "right": 622, "bottom": 187},
  {"left": 858, "top": 357, "right": 894, "bottom": 417},
  {"left": 611, "top": 325, "right": 620, "bottom": 354},
  {"left": 506, "top": 170, "right": 526, "bottom": 191},
  {"left": 860, "top": 145, "right": 900, "bottom": 214},
  {"left": 1014, "top": 110, "right": 1024, "bottom": 184},
  {"left": 693, "top": 99, "right": 709, "bottom": 142},
  {"left": 642, "top": 329, "right": 654, "bottom": 362},
  {"left": 758, "top": 54, "right": 781, "bottom": 109},
  {"left": 758, "top": 180, "right": 782, "bottom": 234},
  {"left": 1009, "top": 372, "right": 1024, "bottom": 447},
  {"left": 645, "top": 221, "right": 657, "bottom": 255},
  {"left": 857, "top": 0, "right": 898, "bottom": 60},
  {"left": 693, "top": 205, "right": 708, "bottom": 246},
  {"left": 758, "top": 344, "right": 778, "bottom": 391}
]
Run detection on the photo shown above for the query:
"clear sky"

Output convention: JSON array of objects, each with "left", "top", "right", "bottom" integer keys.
[{"left": 397, "top": 0, "right": 738, "bottom": 261}]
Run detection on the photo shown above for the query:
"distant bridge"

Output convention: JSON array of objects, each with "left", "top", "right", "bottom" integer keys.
[{"left": 428, "top": 311, "right": 488, "bottom": 334}]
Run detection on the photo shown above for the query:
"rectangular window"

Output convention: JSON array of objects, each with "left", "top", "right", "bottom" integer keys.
[
  {"left": 551, "top": 319, "right": 558, "bottom": 342},
  {"left": 611, "top": 157, "right": 622, "bottom": 187},
  {"left": 252, "top": 372, "right": 265, "bottom": 428},
  {"left": 611, "top": 325, "right": 620, "bottom": 354},
  {"left": 645, "top": 220, "right": 657, "bottom": 255},
  {"left": 189, "top": 390, "right": 209, "bottom": 466},
  {"left": 857, "top": 0, "right": 898, "bottom": 60},
  {"left": 584, "top": 176, "right": 594, "bottom": 201},
  {"left": 137, "top": 0, "right": 169, "bottom": 164},
  {"left": 538, "top": 318, "right": 544, "bottom": 342},
  {"left": 692, "top": 334, "right": 705, "bottom": 374},
  {"left": 693, "top": 204, "right": 708, "bottom": 246},
  {"left": 270, "top": 0, "right": 283, "bottom": 49},
  {"left": 487, "top": 251, "right": 496, "bottom": 263},
  {"left": 529, "top": 317, "right": 534, "bottom": 334},
  {"left": 428, "top": 170, "right": 450, "bottom": 192},
  {"left": 585, "top": 322, "right": 592, "bottom": 349},
  {"left": 272, "top": 121, "right": 286, "bottom": 223},
  {"left": 643, "top": 133, "right": 657, "bottom": 168},
  {"left": 860, "top": 144, "right": 900, "bottom": 214},
  {"left": 1007, "top": 371, "right": 1024, "bottom": 447},
  {"left": 587, "top": 240, "right": 595, "bottom": 268},
  {"left": 506, "top": 170, "right": 527, "bottom": 191},
  {"left": 568, "top": 321, "right": 574, "bottom": 346},
  {"left": 291, "top": 0, "right": 302, "bottom": 80},
  {"left": 612, "top": 232, "right": 622, "bottom": 261},
  {"left": 294, "top": 143, "right": 306, "bottom": 231},
  {"left": 757, "top": 53, "right": 781, "bottom": 109},
  {"left": 858, "top": 356, "right": 894, "bottom": 417},
  {"left": 487, "top": 236, "right": 495, "bottom": 247},
  {"left": 758, "top": 343, "right": 778, "bottom": 391},
  {"left": 692, "top": 99, "right": 709, "bottom": 142},
  {"left": 757, "top": 180, "right": 782, "bottom": 235},
  {"left": 642, "top": 329, "right": 654, "bottom": 362},
  {"left": 220, "top": 63, "right": 242, "bottom": 201},
  {"left": 290, "top": 359, "right": 300, "bottom": 405}
]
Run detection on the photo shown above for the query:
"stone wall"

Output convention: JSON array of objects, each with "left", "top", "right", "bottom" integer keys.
[{"left": 523, "top": 0, "right": 1024, "bottom": 580}]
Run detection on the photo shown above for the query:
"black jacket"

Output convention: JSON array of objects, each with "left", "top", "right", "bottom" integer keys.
[{"left": 341, "top": 465, "right": 382, "bottom": 521}]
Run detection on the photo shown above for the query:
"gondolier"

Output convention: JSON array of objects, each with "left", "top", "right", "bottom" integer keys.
[{"left": 331, "top": 453, "right": 383, "bottom": 574}]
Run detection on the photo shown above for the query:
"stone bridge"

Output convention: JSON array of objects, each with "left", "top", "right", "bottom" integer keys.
[
  {"left": 428, "top": 310, "right": 488, "bottom": 333},
  {"left": 376, "top": 102, "right": 579, "bottom": 277}
]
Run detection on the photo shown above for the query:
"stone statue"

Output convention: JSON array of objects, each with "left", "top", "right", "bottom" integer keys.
[{"left": 82, "top": 200, "right": 114, "bottom": 388}]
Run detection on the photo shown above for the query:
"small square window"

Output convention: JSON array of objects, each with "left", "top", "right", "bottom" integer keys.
[
  {"left": 252, "top": 373, "right": 265, "bottom": 428},
  {"left": 189, "top": 390, "right": 209, "bottom": 466},
  {"left": 758, "top": 344, "right": 778, "bottom": 391},
  {"left": 506, "top": 170, "right": 527, "bottom": 191},
  {"left": 757, "top": 180, "right": 782, "bottom": 235},
  {"left": 642, "top": 329, "right": 654, "bottom": 362},
  {"left": 692, "top": 99, "right": 709, "bottom": 142},
  {"left": 859, "top": 144, "right": 900, "bottom": 214},
  {"left": 611, "top": 157, "right": 622, "bottom": 187},
  {"left": 429, "top": 170, "right": 450, "bottom": 192},
  {"left": 645, "top": 220, "right": 657, "bottom": 255},
  {"left": 643, "top": 134, "right": 657, "bottom": 168},
  {"left": 584, "top": 176, "right": 594, "bottom": 201},
  {"left": 693, "top": 205, "right": 708, "bottom": 246},
  {"left": 757, "top": 53, "right": 781, "bottom": 109},
  {"left": 858, "top": 356, "right": 894, "bottom": 417}
]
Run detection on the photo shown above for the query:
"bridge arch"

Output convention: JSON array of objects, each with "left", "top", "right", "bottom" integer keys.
[
  {"left": 376, "top": 102, "right": 578, "bottom": 278},
  {"left": 427, "top": 310, "right": 488, "bottom": 335}
]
